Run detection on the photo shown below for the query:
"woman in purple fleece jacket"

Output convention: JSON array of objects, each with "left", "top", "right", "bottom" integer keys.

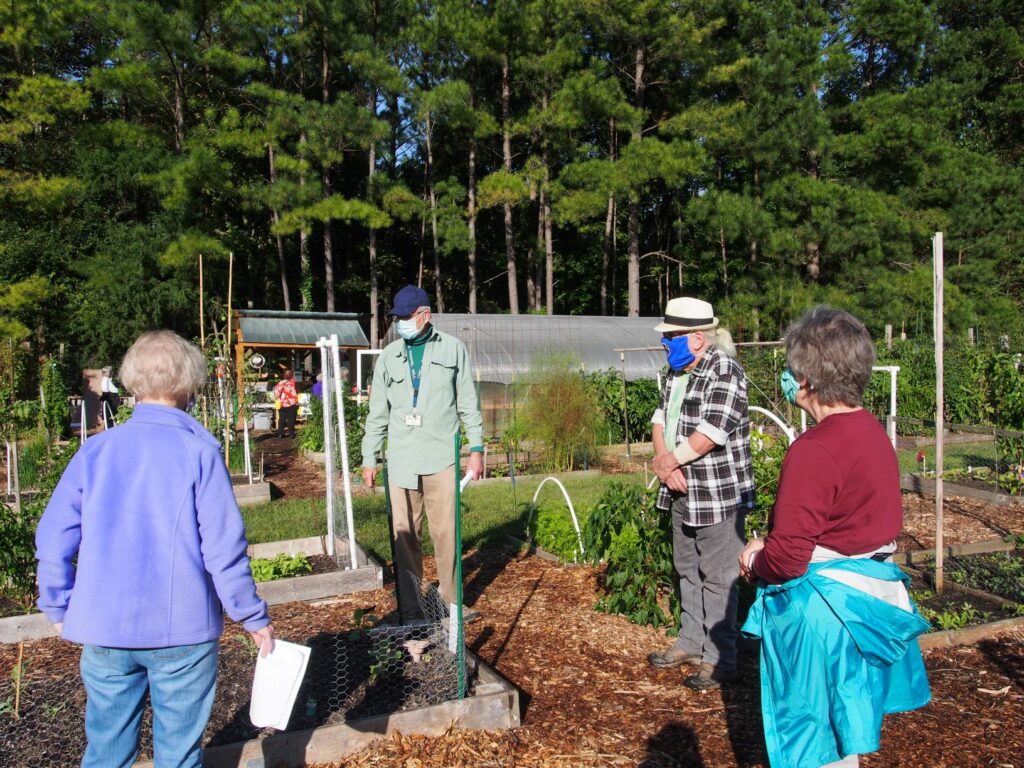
[{"left": 36, "top": 330, "right": 274, "bottom": 768}]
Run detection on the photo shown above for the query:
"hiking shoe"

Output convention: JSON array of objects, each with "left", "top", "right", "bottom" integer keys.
[
  {"left": 647, "top": 646, "right": 702, "bottom": 669},
  {"left": 684, "top": 662, "right": 737, "bottom": 692}
]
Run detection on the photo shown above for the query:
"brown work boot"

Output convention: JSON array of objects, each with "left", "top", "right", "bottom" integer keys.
[
  {"left": 683, "top": 662, "right": 737, "bottom": 692},
  {"left": 647, "top": 645, "right": 702, "bottom": 669}
]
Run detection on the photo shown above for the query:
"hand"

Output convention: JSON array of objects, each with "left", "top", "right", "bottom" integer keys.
[
  {"left": 664, "top": 469, "right": 688, "bottom": 494},
  {"left": 250, "top": 624, "right": 275, "bottom": 657},
  {"left": 653, "top": 450, "right": 681, "bottom": 479},
  {"left": 467, "top": 452, "right": 484, "bottom": 481},
  {"left": 739, "top": 538, "right": 766, "bottom": 582},
  {"left": 53, "top": 622, "right": 63, "bottom": 637},
  {"left": 362, "top": 467, "right": 377, "bottom": 489}
]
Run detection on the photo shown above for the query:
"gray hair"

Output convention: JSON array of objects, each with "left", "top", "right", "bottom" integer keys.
[
  {"left": 119, "top": 331, "right": 207, "bottom": 400},
  {"left": 785, "top": 306, "right": 875, "bottom": 407}
]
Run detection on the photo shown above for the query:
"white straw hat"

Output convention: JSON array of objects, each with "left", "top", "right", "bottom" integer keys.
[{"left": 654, "top": 297, "right": 720, "bottom": 333}]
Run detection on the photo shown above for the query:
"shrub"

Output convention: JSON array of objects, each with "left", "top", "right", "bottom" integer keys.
[
  {"left": 520, "top": 353, "right": 604, "bottom": 471},
  {"left": 0, "top": 439, "right": 79, "bottom": 609},
  {"left": 585, "top": 369, "right": 660, "bottom": 444},
  {"left": 583, "top": 482, "right": 678, "bottom": 629},
  {"left": 39, "top": 358, "right": 69, "bottom": 440}
]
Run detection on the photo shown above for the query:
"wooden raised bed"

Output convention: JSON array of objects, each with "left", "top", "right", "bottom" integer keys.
[
  {"left": 901, "top": 472, "right": 1022, "bottom": 506},
  {"left": 250, "top": 535, "right": 383, "bottom": 605},
  {"left": 134, "top": 651, "right": 520, "bottom": 768},
  {"left": 0, "top": 537, "right": 382, "bottom": 644}
]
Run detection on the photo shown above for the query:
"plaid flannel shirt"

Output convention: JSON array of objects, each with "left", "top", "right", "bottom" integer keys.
[{"left": 655, "top": 346, "right": 754, "bottom": 525}]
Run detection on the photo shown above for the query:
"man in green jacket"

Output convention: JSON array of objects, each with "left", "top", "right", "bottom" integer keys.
[{"left": 362, "top": 285, "right": 484, "bottom": 624}]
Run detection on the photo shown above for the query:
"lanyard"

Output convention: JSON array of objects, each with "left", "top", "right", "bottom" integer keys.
[{"left": 409, "top": 356, "right": 422, "bottom": 407}]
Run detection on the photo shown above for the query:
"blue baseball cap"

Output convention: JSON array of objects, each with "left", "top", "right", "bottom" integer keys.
[{"left": 388, "top": 284, "right": 431, "bottom": 317}]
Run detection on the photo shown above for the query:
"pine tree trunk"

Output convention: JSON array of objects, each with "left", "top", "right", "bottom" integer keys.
[
  {"left": 542, "top": 93, "right": 554, "bottom": 315},
  {"left": 368, "top": 90, "right": 380, "bottom": 346},
  {"left": 267, "top": 144, "right": 291, "bottom": 311},
  {"left": 627, "top": 45, "right": 646, "bottom": 317},
  {"left": 297, "top": 9, "right": 311, "bottom": 310},
  {"left": 322, "top": 31, "right": 335, "bottom": 312},
  {"left": 468, "top": 131, "right": 478, "bottom": 314},
  {"left": 425, "top": 113, "right": 444, "bottom": 312},
  {"left": 601, "top": 119, "right": 616, "bottom": 316},
  {"left": 502, "top": 53, "right": 519, "bottom": 314},
  {"left": 467, "top": 79, "right": 478, "bottom": 314}
]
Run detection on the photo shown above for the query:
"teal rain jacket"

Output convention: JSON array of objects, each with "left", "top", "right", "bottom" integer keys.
[{"left": 741, "top": 559, "right": 931, "bottom": 768}]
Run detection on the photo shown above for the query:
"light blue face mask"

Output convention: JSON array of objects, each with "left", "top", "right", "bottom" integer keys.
[
  {"left": 780, "top": 368, "right": 800, "bottom": 404},
  {"left": 396, "top": 318, "right": 421, "bottom": 340}
]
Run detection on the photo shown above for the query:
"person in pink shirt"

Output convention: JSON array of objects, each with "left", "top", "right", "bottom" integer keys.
[{"left": 273, "top": 368, "right": 299, "bottom": 438}]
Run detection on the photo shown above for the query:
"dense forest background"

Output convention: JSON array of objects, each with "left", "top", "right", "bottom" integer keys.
[{"left": 1, "top": 0, "right": 1022, "bottom": 372}]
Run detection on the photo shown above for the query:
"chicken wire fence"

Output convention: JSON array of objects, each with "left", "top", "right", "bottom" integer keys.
[{"left": 0, "top": 582, "right": 470, "bottom": 767}]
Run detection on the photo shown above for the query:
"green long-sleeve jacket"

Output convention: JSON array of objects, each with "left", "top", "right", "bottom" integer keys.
[{"left": 361, "top": 329, "right": 483, "bottom": 489}]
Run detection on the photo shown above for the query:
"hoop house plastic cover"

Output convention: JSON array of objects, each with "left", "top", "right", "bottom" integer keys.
[{"left": 395, "top": 314, "right": 666, "bottom": 383}]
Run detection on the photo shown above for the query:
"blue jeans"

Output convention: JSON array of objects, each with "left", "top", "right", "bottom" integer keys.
[{"left": 79, "top": 641, "right": 219, "bottom": 768}]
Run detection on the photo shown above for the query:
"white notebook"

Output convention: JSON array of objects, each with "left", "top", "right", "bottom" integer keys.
[{"left": 249, "top": 640, "right": 311, "bottom": 730}]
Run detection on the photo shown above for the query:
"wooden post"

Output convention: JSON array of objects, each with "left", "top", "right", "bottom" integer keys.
[
  {"left": 968, "top": 327, "right": 975, "bottom": 346},
  {"left": 885, "top": 324, "right": 893, "bottom": 351},
  {"left": 224, "top": 252, "right": 234, "bottom": 470},
  {"left": 198, "top": 253, "right": 205, "bottom": 349},
  {"left": 934, "top": 232, "right": 945, "bottom": 593}
]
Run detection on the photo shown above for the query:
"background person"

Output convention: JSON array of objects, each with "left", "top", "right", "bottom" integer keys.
[
  {"left": 362, "top": 284, "right": 484, "bottom": 624},
  {"left": 273, "top": 367, "right": 299, "bottom": 438},
  {"left": 35, "top": 330, "right": 274, "bottom": 768},
  {"left": 739, "top": 306, "right": 930, "bottom": 768},
  {"left": 99, "top": 366, "right": 120, "bottom": 427},
  {"left": 648, "top": 296, "right": 754, "bottom": 692}
]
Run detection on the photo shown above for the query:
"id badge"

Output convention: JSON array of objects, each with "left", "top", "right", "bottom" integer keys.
[{"left": 405, "top": 412, "right": 422, "bottom": 427}]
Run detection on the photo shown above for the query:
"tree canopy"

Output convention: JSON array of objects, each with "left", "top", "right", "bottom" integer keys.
[{"left": 1, "top": 0, "right": 1022, "bottom": 371}]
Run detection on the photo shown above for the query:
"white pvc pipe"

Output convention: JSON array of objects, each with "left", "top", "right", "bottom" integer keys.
[
  {"left": 529, "top": 476, "right": 585, "bottom": 559},
  {"left": 80, "top": 399, "right": 88, "bottom": 442},
  {"left": 5, "top": 441, "right": 10, "bottom": 494},
  {"left": 749, "top": 406, "right": 797, "bottom": 445},
  {"left": 242, "top": 415, "right": 252, "bottom": 483},
  {"left": 318, "top": 338, "right": 336, "bottom": 557},
  {"left": 331, "top": 334, "right": 358, "bottom": 570}
]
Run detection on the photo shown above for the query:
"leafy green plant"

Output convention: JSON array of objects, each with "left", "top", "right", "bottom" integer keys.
[
  {"left": 585, "top": 369, "right": 660, "bottom": 444},
  {"left": 945, "top": 551, "right": 1024, "bottom": 603},
  {"left": 1, "top": 439, "right": 78, "bottom": 608},
  {"left": 39, "top": 358, "right": 69, "bottom": 440},
  {"left": 933, "top": 603, "right": 983, "bottom": 631},
  {"left": 746, "top": 429, "right": 787, "bottom": 539},
  {"left": 233, "top": 633, "right": 259, "bottom": 659},
  {"left": 249, "top": 553, "right": 312, "bottom": 582},
  {"left": 297, "top": 394, "right": 324, "bottom": 453},
  {"left": 526, "top": 505, "right": 583, "bottom": 562},
  {"left": 369, "top": 638, "right": 404, "bottom": 681},
  {"left": 582, "top": 482, "right": 677, "bottom": 629}
]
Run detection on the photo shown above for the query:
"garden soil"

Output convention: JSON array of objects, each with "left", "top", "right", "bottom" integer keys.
[{"left": 3, "top": 446, "right": 1022, "bottom": 766}]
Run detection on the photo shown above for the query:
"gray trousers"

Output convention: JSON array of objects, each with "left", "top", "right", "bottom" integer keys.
[{"left": 670, "top": 503, "right": 746, "bottom": 672}]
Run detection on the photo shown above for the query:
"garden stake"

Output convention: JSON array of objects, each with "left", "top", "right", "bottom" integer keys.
[
  {"left": 13, "top": 641, "right": 23, "bottom": 719},
  {"left": 454, "top": 432, "right": 466, "bottom": 699},
  {"left": 382, "top": 463, "right": 402, "bottom": 616}
]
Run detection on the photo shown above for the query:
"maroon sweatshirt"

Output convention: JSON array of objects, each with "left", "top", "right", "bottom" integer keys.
[{"left": 752, "top": 408, "right": 903, "bottom": 584}]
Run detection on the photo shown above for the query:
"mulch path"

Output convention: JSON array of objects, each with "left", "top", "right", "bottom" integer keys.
[{"left": 254, "top": 432, "right": 327, "bottom": 500}]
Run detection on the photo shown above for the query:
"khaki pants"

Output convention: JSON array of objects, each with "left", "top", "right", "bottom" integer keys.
[{"left": 388, "top": 465, "right": 457, "bottom": 619}]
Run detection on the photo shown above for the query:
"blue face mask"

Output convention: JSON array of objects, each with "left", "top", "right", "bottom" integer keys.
[
  {"left": 396, "top": 318, "right": 421, "bottom": 340},
  {"left": 780, "top": 368, "right": 800, "bottom": 404},
  {"left": 662, "top": 334, "right": 696, "bottom": 372}
]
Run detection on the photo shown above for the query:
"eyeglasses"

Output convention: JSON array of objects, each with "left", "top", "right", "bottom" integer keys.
[{"left": 396, "top": 308, "right": 428, "bottom": 322}]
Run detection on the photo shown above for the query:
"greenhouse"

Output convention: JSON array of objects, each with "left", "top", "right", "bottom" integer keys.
[{"left": 406, "top": 314, "right": 666, "bottom": 384}]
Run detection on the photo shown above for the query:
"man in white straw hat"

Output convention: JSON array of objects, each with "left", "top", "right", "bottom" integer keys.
[{"left": 648, "top": 296, "right": 754, "bottom": 691}]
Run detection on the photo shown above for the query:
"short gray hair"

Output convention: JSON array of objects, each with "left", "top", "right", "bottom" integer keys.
[
  {"left": 119, "top": 331, "right": 207, "bottom": 400},
  {"left": 785, "top": 306, "right": 875, "bottom": 407}
]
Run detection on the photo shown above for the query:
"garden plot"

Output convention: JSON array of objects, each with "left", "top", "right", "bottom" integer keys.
[{"left": 0, "top": 594, "right": 518, "bottom": 768}]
